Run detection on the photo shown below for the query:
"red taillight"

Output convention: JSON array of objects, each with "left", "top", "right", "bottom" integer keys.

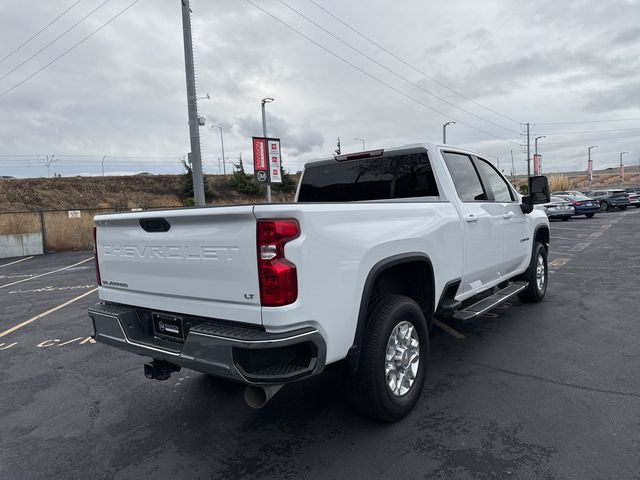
[
  {"left": 257, "top": 219, "right": 299, "bottom": 306},
  {"left": 573, "top": 201, "right": 583, "bottom": 206},
  {"left": 92, "top": 226, "right": 101, "bottom": 286}
]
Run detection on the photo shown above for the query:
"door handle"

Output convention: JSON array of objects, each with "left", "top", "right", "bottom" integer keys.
[
  {"left": 503, "top": 211, "right": 514, "bottom": 220},
  {"left": 465, "top": 214, "right": 479, "bottom": 223}
]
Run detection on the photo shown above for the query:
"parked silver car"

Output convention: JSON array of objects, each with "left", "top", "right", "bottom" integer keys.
[{"left": 536, "top": 196, "right": 575, "bottom": 220}]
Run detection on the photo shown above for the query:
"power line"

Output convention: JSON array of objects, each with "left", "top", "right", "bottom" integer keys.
[
  {"left": 543, "top": 132, "right": 640, "bottom": 146},
  {"left": 534, "top": 126, "right": 640, "bottom": 136},
  {"left": 0, "top": 0, "right": 141, "bottom": 99},
  {"left": 306, "top": 0, "right": 522, "bottom": 125},
  {"left": 536, "top": 117, "right": 640, "bottom": 126},
  {"left": 0, "top": 0, "right": 114, "bottom": 82},
  {"left": 244, "top": 0, "right": 520, "bottom": 146},
  {"left": 0, "top": 0, "right": 84, "bottom": 66},
  {"left": 275, "top": 0, "right": 519, "bottom": 135}
]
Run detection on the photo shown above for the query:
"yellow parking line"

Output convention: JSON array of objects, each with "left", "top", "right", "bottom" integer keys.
[
  {"left": 433, "top": 319, "right": 466, "bottom": 340},
  {"left": 0, "top": 257, "right": 93, "bottom": 289},
  {"left": 0, "top": 287, "right": 98, "bottom": 338},
  {"left": 0, "top": 256, "right": 34, "bottom": 268}
]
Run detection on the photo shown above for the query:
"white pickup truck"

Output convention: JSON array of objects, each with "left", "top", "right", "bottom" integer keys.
[{"left": 89, "top": 144, "right": 550, "bottom": 421}]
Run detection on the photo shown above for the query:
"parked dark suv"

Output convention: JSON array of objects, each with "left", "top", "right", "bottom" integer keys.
[{"left": 585, "top": 189, "right": 630, "bottom": 211}]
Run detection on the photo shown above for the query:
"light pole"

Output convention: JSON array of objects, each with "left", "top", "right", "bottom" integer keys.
[
  {"left": 211, "top": 125, "right": 226, "bottom": 175},
  {"left": 101, "top": 156, "right": 106, "bottom": 176},
  {"left": 620, "top": 151, "right": 628, "bottom": 186},
  {"left": 587, "top": 145, "right": 597, "bottom": 188},
  {"left": 534, "top": 135, "right": 545, "bottom": 175},
  {"left": 354, "top": 138, "right": 365, "bottom": 150},
  {"left": 261, "top": 97, "right": 274, "bottom": 202},
  {"left": 442, "top": 121, "right": 455, "bottom": 144}
]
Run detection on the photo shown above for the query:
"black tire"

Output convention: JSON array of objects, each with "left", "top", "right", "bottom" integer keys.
[
  {"left": 635, "top": 205, "right": 640, "bottom": 208},
  {"left": 518, "top": 242, "right": 548, "bottom": 303},
  {"left": 561, "top": 217, "right": 569, "bottom": 221},
  {"left": 600, "top": 201, "right": 609, "bottom": 212},
  {"left": 586, "top": 213, "right": 595, "bottom": 218},
  {"left": 619, "top": 206, "right": 627, "bottom": 210},
  {"left": 346, "top": 294, "right": 429, "bottom": 422}
]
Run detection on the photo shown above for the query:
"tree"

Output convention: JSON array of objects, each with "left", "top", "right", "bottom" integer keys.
[
  {"left": 179, "top": 159, "right": 195, "bottom": 205},
  {"left": 179, "top": 158, "right": 214, "bottom": 205},
  {"left": 335, "top": 137, "right": 341, "bottom": 155},
  {"left": 229, "top": 155, "right": 261, "bottom": 195}
]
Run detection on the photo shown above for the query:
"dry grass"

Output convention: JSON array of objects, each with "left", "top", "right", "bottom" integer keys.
[
  {"left": 548, "top": 174, "right": 576, "bottom": 192},
  {"left": 42, "top": 209, "right": 114, "bottom": 252},
  {"left": 0, "top": 212, "right": 41, "bottom": 235},
  {"left": 0, "top": 174, "right": 298, "bottom": 251}
]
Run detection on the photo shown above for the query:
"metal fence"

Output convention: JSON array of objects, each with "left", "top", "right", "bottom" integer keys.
[{"left": 0, "top": 207, "right": 173, "bottom": 257}]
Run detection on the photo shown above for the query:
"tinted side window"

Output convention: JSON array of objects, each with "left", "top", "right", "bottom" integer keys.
[
  {"left": 442, "top": 152, "right": 487, "bottom": 202},
  {"left": 393, "top": 154, "right": 439, "bottom": 199},
  {"left": 476, "top": 158, "right": 514, "bottom": 202},
  {"left": 298, "top": 152, "right": 439, "bottom": 202}
]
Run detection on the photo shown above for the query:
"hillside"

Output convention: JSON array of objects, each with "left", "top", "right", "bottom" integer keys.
[
  {"left": 1, "top": 169, "right": 638, "bottom": 213},
  {"left": 0, "top": 174, "right": 295, "bottom": 212}
]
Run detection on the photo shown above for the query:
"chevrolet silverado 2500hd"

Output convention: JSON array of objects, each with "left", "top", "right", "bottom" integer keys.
[{"left": 89, "top": 144, "right": 550, "bottom": 421}]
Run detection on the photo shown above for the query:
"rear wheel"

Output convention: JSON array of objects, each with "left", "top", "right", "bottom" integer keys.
[
  {"left": 600, "top": 201, "right": 609, "bottom": 212},
  {"left": 619, "top": 206, "right": 627, "bottom": 210},
  {"left": 518, "top": 242, "right": 548, "bottom": 303},
  {"left": 346, "top": 294, "right": 429, "bottom": 422},
  {"left": 586, "top": 213, "right": 595, "bottom": 218}
]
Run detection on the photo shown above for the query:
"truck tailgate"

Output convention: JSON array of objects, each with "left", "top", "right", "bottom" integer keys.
[{"left": 94, "top": 206, "right": 262, "bottom": 325}]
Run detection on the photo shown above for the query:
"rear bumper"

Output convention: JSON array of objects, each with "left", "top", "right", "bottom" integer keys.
[
  {"left": 574, "top": 206, "right": 600, "bottom": 215},
  {"left": 88, "top": 302, "right": 326, "bottom": 385}
]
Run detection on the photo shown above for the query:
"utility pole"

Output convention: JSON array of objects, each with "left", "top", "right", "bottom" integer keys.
[
  {"left": 510, "top": 150, "right": 515, "bottom": 186},
  {"left": 212, "top": 125, "right": 226, "bottom": 175},
  {"left": 261, "top": 97, "right": 274, "bottom": 202},
  {"left": 526, "top": 123, "right": 531, "bottom": 180},
  {"left": 181, "top": 0, "right": 205, "bottom": 206},
  {"left": 43, "top": 154, "right": 57, "bottom": 178}
]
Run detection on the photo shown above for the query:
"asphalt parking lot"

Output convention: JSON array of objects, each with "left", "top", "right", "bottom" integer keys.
[{"left": 1, "top": 209, "right": 639, "bottom": 480}]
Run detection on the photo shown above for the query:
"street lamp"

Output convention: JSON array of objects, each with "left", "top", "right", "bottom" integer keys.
[
  {"left": 587, "top": 145, "right": 597, "bottom": 187},
  {"left": 354, "top": 138, "right": 365, "bottom": 150},
  {"left": 534, "top": 136, "right": 545, "bottom": 175},
  {"left": 261, "top": 97, "right": 274, "bottom": 202},
  {"left": 620, "top": 151, "right": 628, "bottom": 185},
  {"left": 211, "top": 125, "right": 226, "bottom": 175},
  {"left": 534, "top": 135, "right": 545, "bottom": 155},
  {"left": 442, "top": 121, "right": 455, "bottom": 144}
]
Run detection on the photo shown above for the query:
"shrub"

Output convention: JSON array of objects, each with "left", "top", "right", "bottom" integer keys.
[{"left": 229, "top": 159, "right": 262, "bottom": 196}]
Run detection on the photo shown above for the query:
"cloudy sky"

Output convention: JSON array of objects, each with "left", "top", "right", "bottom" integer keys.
[{"left": 0, "top": 0, "right": 639, "bottom": 178}]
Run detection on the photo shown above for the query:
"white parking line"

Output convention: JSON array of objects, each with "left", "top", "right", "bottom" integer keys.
[
  {"left": 0, "top": 256, "right": 34, "bottom": 268},
  {"left": 0, "top": 287, "right": 98, "bottom": 338},
  {"left": 551, "top": 226, "right": 604, "bottom": 231},
  {"left": 551, "top": 236, "right": 586, "bottom": 241},
  {"left": 0, "top": 257, "right": 93, "bottom": 290}
]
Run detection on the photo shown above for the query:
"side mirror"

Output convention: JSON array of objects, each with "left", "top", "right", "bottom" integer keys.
[{"left": 521, "top": 175, "right": 550, "bottom": 214}]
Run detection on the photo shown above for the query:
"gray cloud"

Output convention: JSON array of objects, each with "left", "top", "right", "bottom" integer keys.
[{"left": 0, "top": 0, "right": 638, "bottom": 179}]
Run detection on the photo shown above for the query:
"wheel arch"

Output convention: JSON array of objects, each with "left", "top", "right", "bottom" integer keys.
[{"left": 344, "top": 253, "right": 435, "bottom": 373}]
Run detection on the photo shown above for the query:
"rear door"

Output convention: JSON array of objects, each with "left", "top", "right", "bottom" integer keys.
[
  {"left": 95, "top": 206, "right": 262, "bottom": 324},
  {"left": 442, "top": 151, "right": 503, "bottom": 295}
]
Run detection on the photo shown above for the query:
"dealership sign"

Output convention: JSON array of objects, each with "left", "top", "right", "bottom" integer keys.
[{"left": 252, "top": 137, "right": 282, "bottom": 184}]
